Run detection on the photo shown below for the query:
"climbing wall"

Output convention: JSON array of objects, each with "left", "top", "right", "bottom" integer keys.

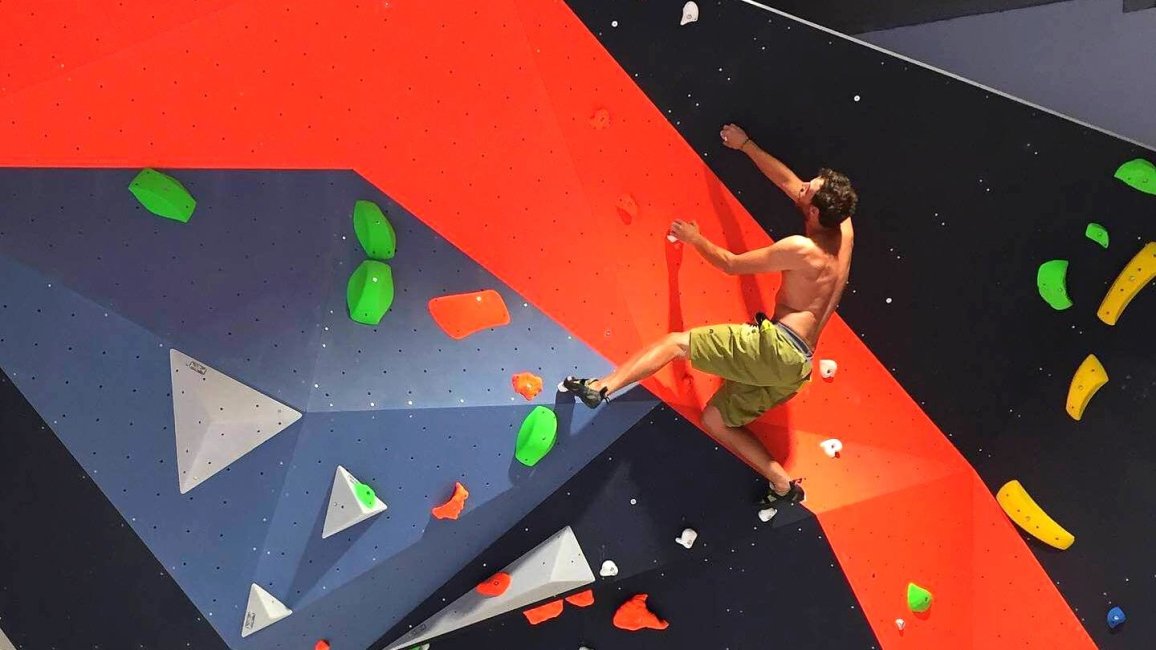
[
  {"left": 0, "top": 168, "right": 657, "bottom": 649},
  {"left": 1, "top": 0, "right": 1152, "bottom": 648}
]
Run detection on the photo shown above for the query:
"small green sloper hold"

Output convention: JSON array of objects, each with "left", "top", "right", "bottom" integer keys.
[
  {"left": 1114, "top": 159, "right": 1156, "bottom": 195},
  {"left": 1085, "top": 223, "right": 1109, "bottom": 249},
  {"left": 353, "top": 200, "right": 398, "bottom": 260},
  {"left": 346, "top": 260, "right": 395, "bottom": 325},
  {"left": 1037, "top": 260, "right": 1073, "bottom": 311},
  {"left": 354, "top": 482, "right": 376, "bottom": 509},
  {"left": 128, "top": 168, "right": 196, "bottom": 222},
  {"left": 515, "top": 406, "right": 558, "bottom": 467},
  {"left": 907, "top": 582, "right": 933, "bottom": 613}
]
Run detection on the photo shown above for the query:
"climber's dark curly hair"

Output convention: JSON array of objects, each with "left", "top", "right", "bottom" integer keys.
[{"left": 812, "top": 168, "right": 857, "bottom": 229}]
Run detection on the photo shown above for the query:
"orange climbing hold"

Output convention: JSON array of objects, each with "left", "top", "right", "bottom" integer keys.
[
  {"left": 431, "top": 481, "right": 470, "bottom": 520},
  {"left": 613, "top": 594, "right": 669, "bottom": 631},
  {"left": 476, "top": 571, "right": 512, "bottom": 597},
  {"left": 589, "top": 108, "right": 610, "bottom": 130},
  {"left": 314, "top": 641, "right": 330, "bottom": 650},
  {"left": 428, "top": 290, "right": 511, "bottom": 339},
  {"left": 523, "top": 599, "right": 564, "bottom": 625},
  {"left": 512, "top": 372, "right": 544, "bottom": 400},
  {"left": 616, "top": 194, "right": 639, "bottom": 224},
  {"left": 565, "top": 589, "right": 594, "bottom": 607}
]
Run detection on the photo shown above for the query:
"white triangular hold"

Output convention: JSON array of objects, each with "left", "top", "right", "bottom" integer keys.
[
  {"left": 170, "top": 349, "right": 302, "bottom": 493},
  {"left": 241, "top": 584, "right": 292, "bottom": 638},
  {"left": 384, "top": 526, "right": 595, "bottom": 650},
  {"left": 322, "top": 465, "right": 387, "bottom": 539}
]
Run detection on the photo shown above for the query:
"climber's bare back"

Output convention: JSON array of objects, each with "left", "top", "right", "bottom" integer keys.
[{"left": 772, "top": 218, "right": 854, "bottom": 348}]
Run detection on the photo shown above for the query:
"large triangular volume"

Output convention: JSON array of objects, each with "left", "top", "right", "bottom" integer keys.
[
  {"left": 322, "top": 465, "right": 388, "bottom": 539},
  {"left": 241, "top": 583, "right": 292, "bottom": 638},
  {"left": 170, "top": 349, "right": 302, "bottom": 493},
  {"left": 385, "top": 526, "right": 594, "bottom": 650}
]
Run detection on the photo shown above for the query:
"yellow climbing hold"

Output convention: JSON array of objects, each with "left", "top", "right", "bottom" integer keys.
[
  {"left": 996, "top": 480, "right": 1074, "bottom": 551},
  {"left": 1097, "top": 242, "right": 1156, "bottom": 325},
  {"left": 1066, "top": 354, "right": 1107, "bottom": 421}
]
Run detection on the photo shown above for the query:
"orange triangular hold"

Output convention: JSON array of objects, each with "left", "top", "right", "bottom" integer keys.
[
  {"left": 613, "top": 594, "right": 669, "bottom": 631},
  {"left": 564, "top": 589, "right": 594, "bottom": 607},
  {"left": 476, "top": 571, "right": 512, "bottom": 597},
  {"left": 512, "top": 372, "right": 544, "bottom": 400},
  {"left": 428, "top": 290, "right": 511, "bottom": 340},
  {"left": 431, "top": 481, "right": 470, "bottom": 520},
  {"left": 523, "top": 599, "right": 564, "bottom": 625}
]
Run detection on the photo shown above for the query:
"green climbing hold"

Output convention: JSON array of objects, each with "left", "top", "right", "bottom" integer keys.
[
  {"left": 1114, "top": 158, "right": 1156, "bottom": 195},
  {"left": 515, "top": 406, "right": 558, "bottom": 467},
  {"left": 346, "top": 260, "right": 394, "bottom": 325},
  {"left": 1037, "top": 260, "right": 1072, "bottom": 311},
  {"left": 354, "top": 482, "right": 376, "bottom": 509},
  {"left": 128, "top": 168, "right": 196, "bottom": 222},
  {"left": 353, "top": 200, "right": 397, "bottom": 260},
  {"left": 1085, "top": 223, "right": 1109, "bottom": 249},
  {"left": 907, "top": 582, "right": 933, "bottom": 613}
]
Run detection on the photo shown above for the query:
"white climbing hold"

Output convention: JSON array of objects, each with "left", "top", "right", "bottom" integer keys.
[
  {"left": 322, "top": 465, "right": 387, "bottom": 539},
  {"left": 820, "top": 438, "right": 843, "bottom": 459},
  {"left": 896, "top": 618, "right": 906, "bottom": 631},
  {"left": 675, "top": 528, "right": 698, "bottom": 549},
  {"left": 758, "top": 507, "right": 778, "bottom": 523},
  {"left": 600, "top": 560, "right": 619, "bottom": 577},
  {"left": 241, "top": 584, "right": 292, "bottom": 638},
  {"left": 680, "top": 1, "right": 699, "bottom": 26},
  {"left": 819, "top": 359, "right": 838, "bottom": 379}
]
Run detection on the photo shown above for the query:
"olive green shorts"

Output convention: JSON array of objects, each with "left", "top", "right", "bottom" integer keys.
[{"left": 688, "top": 321, "right": 812, "bottom": 427}]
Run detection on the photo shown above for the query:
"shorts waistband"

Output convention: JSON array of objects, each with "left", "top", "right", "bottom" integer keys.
[{"left": 773, "top": 321, "right": 814, "bottom": 360}]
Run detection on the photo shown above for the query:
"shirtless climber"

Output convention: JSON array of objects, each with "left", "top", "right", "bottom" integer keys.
[{"left": 563, "top": 123, "right": 857, "bottom": 506}]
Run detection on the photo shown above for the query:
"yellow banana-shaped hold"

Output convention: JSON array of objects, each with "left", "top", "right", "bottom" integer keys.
[
  {"left": 997, "top": 480, "right": 1074, "bottom": 550},
  {"left": 1097, "top": 242, "right": 1156, "bottom": 325},
  {"left": 1066, "top": 354, "right": 1108, "bottom": 421}
]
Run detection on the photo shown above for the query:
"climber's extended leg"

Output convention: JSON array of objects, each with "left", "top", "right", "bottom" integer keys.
[{"left": 562, "top": 332, "right": 689, "bottom": 407}]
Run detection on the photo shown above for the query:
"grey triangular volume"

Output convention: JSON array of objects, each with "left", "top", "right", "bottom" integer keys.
[
  {"left": 170, "top": 349, "right": 302, "bottom": 493},
  {"left": 322, "top": 465, "right": 387, "bottom": 539},
  {"left": 385, "top": 526, "right": 595, "bottom": 650},
  {"left": 241, "top": 583, "right": 292, "bottom": 638}
]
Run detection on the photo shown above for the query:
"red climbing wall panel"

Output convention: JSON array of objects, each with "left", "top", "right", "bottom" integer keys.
[{"left": 0, "top": 0, "right": 1092, "bottom": 647}]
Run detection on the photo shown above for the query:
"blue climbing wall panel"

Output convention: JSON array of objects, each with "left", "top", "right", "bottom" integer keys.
[{"left": 0, "top": 168, "right": 659, "bottom": 649}]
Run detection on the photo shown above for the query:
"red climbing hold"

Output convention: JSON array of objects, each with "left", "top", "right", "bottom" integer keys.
[
  {"left": 476, "top": 571, "right": 512, "bottom": 597},
  {"left": 314, "top": 641, "right": 330, "bottom": 650},
  {"left": 428, "top": 290, "right": 511, "bottom": 340},
  {"left": 616, "top": 194, "right": 639, "bottom": 225},
  {"left": 523, "top": 599, "right": 564, "bottom": 625},
  {"left": 431, "top": 481, "right": 470, "bottom": 520},
  {"left": 613, "top": 594, "right": 669, "bottom": 631},
  {"left": 589, "top": 108, "right": 611, "bottom": 130},
  {"left": 512, "top": 372, "right": 544, "bottom": 400},
  {"left": 565, "top": 589, "right": 594, "bottom": 607}
]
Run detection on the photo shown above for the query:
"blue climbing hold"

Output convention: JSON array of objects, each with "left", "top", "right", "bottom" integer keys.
[{"left": 1107, "top": 606, "right": 1126, "bottom": 629}]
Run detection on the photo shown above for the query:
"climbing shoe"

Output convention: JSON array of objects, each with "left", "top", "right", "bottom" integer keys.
[
  {"left": 560, "top": 376, "right": 609, "bottom": 409},
  {"left": 760, "top": 479, "right": 806, "bottom": 507}
]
